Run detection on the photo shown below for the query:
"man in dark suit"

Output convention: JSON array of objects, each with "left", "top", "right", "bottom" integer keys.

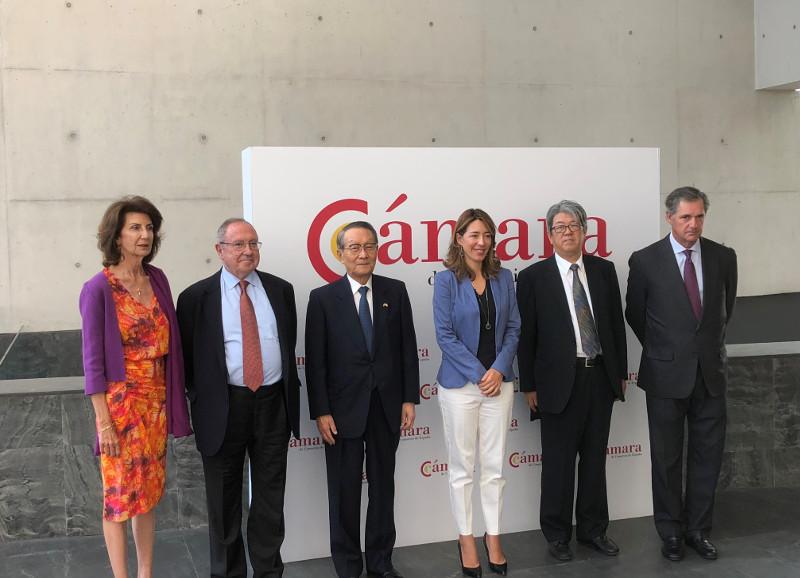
[
  {"left": 176, "top": 218, "right": 300, "bottom": 578},
  {"left": 626, "top": 187, "right": 737, "bottom": 562},
  {"left": 517, "top": 200, "right": 627, "bottom": 562},
  {"left": 305, "top": 221, "right": 419, "bottom": 578}
]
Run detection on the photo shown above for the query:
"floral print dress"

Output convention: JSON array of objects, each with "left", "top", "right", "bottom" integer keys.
[{"left": 100, "top": 268, "right": 169, "bottom": 522}]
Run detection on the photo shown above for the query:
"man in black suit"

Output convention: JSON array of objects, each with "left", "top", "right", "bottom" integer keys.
[
  {"left": 305, "top": 221, "right": 419, "bottom": 578},
  {"left": 626, "top": 187, "right": 737, "bottom": 562},
  {"left": 517, "top": 200, "right": 627, "bottom": 562},
  {"left": 176, "top": 218, "right": 300, "bottom": 578}
]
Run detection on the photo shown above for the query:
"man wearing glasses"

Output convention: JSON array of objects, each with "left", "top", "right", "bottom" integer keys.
[
  {"left": 305, "top": 221, "right": 420, "bottom": 578},
  {"left": 177, "top": 218, "right": 301, "bottom": 578},
  {"left": 517, "top": 200, "right": 628, "bottom": 562}
]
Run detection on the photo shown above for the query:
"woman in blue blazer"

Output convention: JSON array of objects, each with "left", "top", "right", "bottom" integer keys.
[{"left": 433, "top": 208, "right": 521, "bottom": 577}]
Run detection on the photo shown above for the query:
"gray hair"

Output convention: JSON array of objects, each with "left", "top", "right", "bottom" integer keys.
[
  {"left": 336, "top": 221, "right": 378, "bottom": 251},
  {"left": 665, "top": 186, "right": 710, "bottom": 215},
  {"left": 216, "top": 218, "right": 251, "bottom": 243},
  {"left": 545, "top": 200, "right": 588, "bottom": 232}
]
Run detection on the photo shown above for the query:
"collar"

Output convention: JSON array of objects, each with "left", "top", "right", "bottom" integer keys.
[
  {"left": 669, "top": 234, "right": 701, "bottom": 256},
  {"left": 221, "top": 267, "right": 261, "bottom": 291},
  {"left": 346, "top": 274, "right": 373, "bottom": 295},
  {"left": 554, "top": 252, "right": 585, "bottom": 278}
]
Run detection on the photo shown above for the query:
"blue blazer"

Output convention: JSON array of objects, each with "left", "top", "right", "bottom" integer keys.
[{"left": 433, "top": 267, "right": 521, "bottom": 388}]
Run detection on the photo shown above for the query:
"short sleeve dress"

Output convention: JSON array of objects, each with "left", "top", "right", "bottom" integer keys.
[{"left": 100, "top": 268, "right": 169, "bottom": 522}]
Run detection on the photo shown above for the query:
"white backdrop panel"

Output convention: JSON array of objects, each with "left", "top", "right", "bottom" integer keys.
[{"left": 242, "top": 147, "right": 660, "bottom": 562}]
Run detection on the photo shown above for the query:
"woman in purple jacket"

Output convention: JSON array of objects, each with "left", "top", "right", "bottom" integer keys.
[{"left": 79, "top": 196, "right": 191, "bottom": 578}]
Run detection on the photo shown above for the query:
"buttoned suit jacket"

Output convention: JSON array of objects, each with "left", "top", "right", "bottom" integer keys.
[
  {"left": 625, "top": 235, "right": 737, "bottom": 399},
  {"left": 305, "top": 274, "right": 420, "bottom": 438},
  {"left": 517, "top": 254, "right": 628, "bottom": 414}
]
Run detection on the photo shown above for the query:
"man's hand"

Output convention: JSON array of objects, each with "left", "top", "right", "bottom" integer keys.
[
  {"left": 525, "top": 391, "right": 538, "bottom": 411},
  {"left": 401, "top": 403, "right": 416, "bottom": 431},
  {"left": 477, "top": 368, "right": 503, "bottom": 397},
  {"left": 316, "top": 414, "right": 338, "bottom": 445}
]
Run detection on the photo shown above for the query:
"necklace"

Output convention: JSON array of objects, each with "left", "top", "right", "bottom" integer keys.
[{"left": 476, "top": 287, "right": 492, "bottom": 331}]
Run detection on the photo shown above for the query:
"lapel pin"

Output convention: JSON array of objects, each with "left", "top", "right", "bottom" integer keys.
[{"left": 382, "top": 302, "right": 389, "bottom": 308}]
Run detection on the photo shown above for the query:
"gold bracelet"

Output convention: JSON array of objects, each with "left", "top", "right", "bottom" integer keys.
[{"left": 99, "top": 424, "right": 113, "bottom": 432}]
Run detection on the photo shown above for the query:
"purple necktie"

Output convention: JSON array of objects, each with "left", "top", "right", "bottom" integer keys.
[{"left": 683, "top": 249, "right": 702, "bottom": 321}]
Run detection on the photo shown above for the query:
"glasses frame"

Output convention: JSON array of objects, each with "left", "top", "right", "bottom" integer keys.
[{"left": 219, "top": 241, "right": 263, "bottom": 251}]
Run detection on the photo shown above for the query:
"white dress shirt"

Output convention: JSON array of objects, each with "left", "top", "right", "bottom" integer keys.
[
  {"left": 554, "top": 253, "right": 598, "bottom": 357},
  {"left": 346, "top": 274, "right": 373, "bottom": 322}
]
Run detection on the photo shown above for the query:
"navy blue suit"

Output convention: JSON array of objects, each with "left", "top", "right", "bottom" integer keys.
[{"left": 305, "top": 274, "right": 419, "bottom": 577}]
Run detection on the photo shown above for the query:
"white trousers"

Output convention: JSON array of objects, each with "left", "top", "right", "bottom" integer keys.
[{"left": 438, "top": 381, "right": 514, "bottom": 535}]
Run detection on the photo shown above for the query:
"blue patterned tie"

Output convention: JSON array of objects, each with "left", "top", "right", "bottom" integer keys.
[
  {"left": 570, "top": 264, "right": 602, "bottom": 358},
  {"left": 358, "top": 286, "right": 373, "bottom": 355}
]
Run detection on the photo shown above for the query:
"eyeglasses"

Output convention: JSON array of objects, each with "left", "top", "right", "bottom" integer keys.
[
  {"left": 551, "top": 223, "right": 582, "bottom": 235},
  {"left": 344, "top": 243, "right": 378, "bottom": 255},
  {"left": 219, "top": 241, "right": 263, "bottom": 251}
]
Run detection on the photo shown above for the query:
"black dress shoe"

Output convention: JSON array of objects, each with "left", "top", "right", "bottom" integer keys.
[
  {"left": 547, "top": 540, "right": 573, "bottom": 562},
  {"left": 578, "top": 534, "right": 620, "bottom": 556},
  {"left": 661, "top": 536, "right": 684, "bottom": 561},
  {"left": 457, "top": 541, "right": 482, "bottom": 577},
  {"left": 686, "top": 534, "right": 718, "bottom": 560},
  {"left": 482, "top": 533, "right": 507, "bottom": 575},
  {"left": 367, "top": 567, "right": 404, "bottom": 577}
]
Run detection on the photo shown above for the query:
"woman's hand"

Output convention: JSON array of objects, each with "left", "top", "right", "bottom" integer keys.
[
  {"left": 98, "top": 422, "right": 121, "bottom": 457},
  {"left": 477, "top": 368, "right": 503, "bottom": 397}
]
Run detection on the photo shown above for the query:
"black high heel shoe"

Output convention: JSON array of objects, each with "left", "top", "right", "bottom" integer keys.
[
  {"left": 457, "top": 540, "right": 482, "bottom": 578},
  {"left": 483, "top": 533, "right": 508, "bottom": 576}
]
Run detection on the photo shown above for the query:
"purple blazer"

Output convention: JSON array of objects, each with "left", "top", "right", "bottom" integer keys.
[{"left": 79, "top": 264, "right": 192, "bottom": 452}]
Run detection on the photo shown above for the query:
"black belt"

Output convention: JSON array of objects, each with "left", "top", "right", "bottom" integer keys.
[
  {"left": 228, "top": 380, "right": 283, "bottom": 398},
  {"left": 577, "top": 355, "right": 603, "bottom": 368}
]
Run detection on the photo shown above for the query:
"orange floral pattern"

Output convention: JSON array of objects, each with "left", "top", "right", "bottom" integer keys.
[{"left": 100, "top": 268, "right": 169, "bottom": 522}]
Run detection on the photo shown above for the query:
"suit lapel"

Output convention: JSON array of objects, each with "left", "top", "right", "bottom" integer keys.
[
  {"left": 371, "top": 275, "right": 387, "bottom": 359},
  {"left": 335, "top": 276, "right": 371, "bottom": 355},
  {"left": 698, "top": 238, "right": 717, "bottom": 325},
  {"left": 544, "top": 257, "right": 573, "bottom": 332},
  {"left": 202, "top": 271, "right": 226, "bottom": 372},
  {"left": 258, "top": 272, "right": 288, "bottom": 370}
]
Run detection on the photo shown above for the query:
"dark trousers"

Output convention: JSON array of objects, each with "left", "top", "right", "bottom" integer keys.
[
  {"left": 201, "top": 383, "right": 290, "bottom": 578},
  {"left": 324, "top": 391, "right": 400, "bottom": 578},
  {"left": 540, "top": 361, "right": 615, "bottom": 543},
  {"left": 646, "top": 370, "right": 726, "bottom": 540}
]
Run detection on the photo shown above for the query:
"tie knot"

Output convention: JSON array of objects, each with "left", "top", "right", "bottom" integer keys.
[
  {"left": 683, "top": 249, "right": 692, "bottom": 258},
  {"left": 239, "top": 279, "right": 249, "bottom": 293},
  {"left": 570, "top": 263, "right": 579, "bottom": 272},
  {"left": 358, "top": 286, "right": 369, "bottom": 296}
]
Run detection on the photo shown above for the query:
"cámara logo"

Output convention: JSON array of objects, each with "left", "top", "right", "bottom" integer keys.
[
  {"left": 606, "top": 443, "right": 643, "bottom": 458},
  {"left": 307, "top": 194, "right": 612, "bottom": 283},
  {"left": 509, "top": 451, "right": 543, "bottom": 468},
  {"left": 508, "top": 418, "right": 519, "bottom": 432},
  {"left": 420, "top": 459, "right": 448, "bottom": 478},
  {"left": 400, "top": 425, "right": 432, "bottom": 442},
  {"left": 288, "top": 436, "right": 325, "bottom": 451},
  {"left": 420, "top": 382, "right": 439, "bottom": 400}
]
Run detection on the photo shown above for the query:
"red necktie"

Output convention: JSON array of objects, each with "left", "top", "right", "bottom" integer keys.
[
  {"left": 683, "top": 249, "right": 703, "bottom": 321},
  {"left": 239, "top": 280, "right": 263, "bottom": 392}
]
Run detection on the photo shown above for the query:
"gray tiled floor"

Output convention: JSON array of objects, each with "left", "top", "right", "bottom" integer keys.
[{"left": 1, "top": 488, "right": 799, "bottom": 577}]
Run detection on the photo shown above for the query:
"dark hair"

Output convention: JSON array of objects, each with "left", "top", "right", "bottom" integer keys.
[
  {"left": 665, "top": 186, "right": 710, "bottom": 215},
  {"left": 97, "top": 196, "right": 163, "bottom": 267},
  {"left": 336, "top": 221, "right": 378, "bottom": 251},
  {"left": 443, "top": 208, "right": 501, "bottom": 281}
]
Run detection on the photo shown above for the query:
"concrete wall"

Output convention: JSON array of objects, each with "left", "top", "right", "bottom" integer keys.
[{"left": 1, "top": 0, "right": 799, "bottom": 333}]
